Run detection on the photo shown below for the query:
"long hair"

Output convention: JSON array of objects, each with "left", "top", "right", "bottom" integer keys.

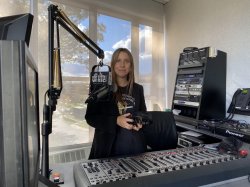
[{"left": 111, "top": 48, "right": 135, "bottom": 103}]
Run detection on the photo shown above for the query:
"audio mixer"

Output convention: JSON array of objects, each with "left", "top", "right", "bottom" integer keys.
[{"left": 73, "top": 146, "right": 244, "bottom": 187}]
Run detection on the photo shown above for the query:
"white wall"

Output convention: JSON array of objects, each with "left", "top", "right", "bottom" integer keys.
[{"left": 165, "top": 0, "right": 250, "bottom": 121}]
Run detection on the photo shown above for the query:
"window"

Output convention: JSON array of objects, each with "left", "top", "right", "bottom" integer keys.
[
  {"left": 0, "top": 0, "right": 30, "bottom": 17},
  {"left": 139, "top": 24, "right": 153, "bottom": 110},
  {"left": 38, "top": 1, "right": 91, "bottom": 147},
  {"left": 38, "top": 0, "right": 164, "bottom": 148},
  {"left": 97, "top": 14, "right": 131, "bottom": 65}
]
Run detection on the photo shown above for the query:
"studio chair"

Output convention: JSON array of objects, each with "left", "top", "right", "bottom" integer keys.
[{"left": 143, "top": 111, "right": 178, "bottom": 151}]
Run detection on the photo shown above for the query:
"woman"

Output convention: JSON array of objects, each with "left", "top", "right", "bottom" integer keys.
[{"left": 85, "top": 48, "right": 147, "bottom": 159}]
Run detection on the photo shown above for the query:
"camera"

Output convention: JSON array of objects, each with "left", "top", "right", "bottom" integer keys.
[{"left": 129, "top": 112, "right": 152, "bottom": 126}]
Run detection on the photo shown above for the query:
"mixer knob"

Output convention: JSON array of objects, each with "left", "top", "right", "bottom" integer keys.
[
  {"left": 189, "top": 163, "right": 194, "bottom": 168},
  {"left": 174, "top": 165, "right": 180, "bottom": 170},
  {"left": 87, "top": 168, "right": 92, "bottom": 173},
  {"left": 132, "top": 173, "right": 136, "bottom": 178},
  {"left": 180, "top": 165, "right": 187, "bottom": 169},
  {"left": 88, "top": 162, "right": 93, "bottom": 167},
  {"left": 229, "top": 156, "right": 235, "bottom": 160},
  {"left": 116, "top": 169, "right": 120, "bottom": 173},
  {"left": 127, "top": 175, "right": 132, "bottom": 179},
  {"left": 95, "top": 167, "right": 100, "bottom": 172},
  {"left": 107, "top": 170, "right": 112, "bottom": 174},
  {"left": 194, "top": 162, "right": 200, "bottom": 167}
]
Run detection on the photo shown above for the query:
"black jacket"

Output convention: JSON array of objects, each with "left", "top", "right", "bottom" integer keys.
[{"left": 85, "top": 83, "right": 146, "bottom": 159}]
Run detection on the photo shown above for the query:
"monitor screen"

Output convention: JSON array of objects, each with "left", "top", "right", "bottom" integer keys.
[
  {"left": 0, "top": 41, "right": 40, "bottom": 187},
  {"left": 26, "top": 51, "right": 40, "bottom": 187},
  {"left": 0, "top": 13, "right": 33, "bottom": 46}
]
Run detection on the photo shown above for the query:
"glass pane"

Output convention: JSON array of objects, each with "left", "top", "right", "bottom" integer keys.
[
  {"left": 0, "top": 0, "right": 30, "bottom": 17},
  {"left": 97, "top": 14, "right": 131, "bottom": 65},
  {"left": 139, "top": 24, "right": 153, "bottom": 109},
  {"left": 38, "top": 1, "right": 91, "bottom": 147}
]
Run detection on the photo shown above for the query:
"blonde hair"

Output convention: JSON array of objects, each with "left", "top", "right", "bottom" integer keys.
[{"left": 111, "top": 48, "right": 135, "bottom": 102}]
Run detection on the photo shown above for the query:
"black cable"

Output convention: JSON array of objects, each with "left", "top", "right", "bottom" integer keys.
[
  {"left": 222, "top": 89, "right": 242, "bottom": 122},
  {"left": 200, "top": 89, "right": 242, "bottom": 126}
]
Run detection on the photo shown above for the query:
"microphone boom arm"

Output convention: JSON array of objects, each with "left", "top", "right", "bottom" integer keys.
[{"left": 41, "top": 4, "right": 104, "bottom": 179}]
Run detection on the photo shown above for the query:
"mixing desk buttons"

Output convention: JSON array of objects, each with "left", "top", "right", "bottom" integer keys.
[{"left": 80, "top": 146, "right": 242, "bottom": 186}]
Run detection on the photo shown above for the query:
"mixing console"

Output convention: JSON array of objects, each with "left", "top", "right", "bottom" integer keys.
[
  {"left": 76, "top": 146, "right": 240, "bottom": 186},
  {"left": 197, "top": 120, "right": 250, "bottom": 143}
]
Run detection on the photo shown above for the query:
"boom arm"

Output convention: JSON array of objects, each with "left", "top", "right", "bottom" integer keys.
[{"left": 41, "top": 4, "right": 104, "bottom": 179}]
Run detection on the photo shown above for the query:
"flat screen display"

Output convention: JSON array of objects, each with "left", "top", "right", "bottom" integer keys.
[
  {"left": 0, "top": 41, "right": 40, "bottom": 187},
  {"left": 26, "top": 59, "right": 40, "bottom": 187}
]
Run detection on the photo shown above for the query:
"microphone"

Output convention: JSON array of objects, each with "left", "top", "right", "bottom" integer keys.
[
  {"left": 85, "top": 63, "right": 114, "bottom": 103},
  {"left": 85, "top": 85, "right": 114, "bottom": 103}
]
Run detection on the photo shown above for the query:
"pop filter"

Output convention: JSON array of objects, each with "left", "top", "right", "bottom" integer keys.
[{"left": 85, "top": 63, "right": 113, "bottom": 103}]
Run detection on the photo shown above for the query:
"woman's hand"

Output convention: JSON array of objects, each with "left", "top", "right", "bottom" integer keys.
[{"left": 116, "top": 113, "right": 142, "bottom": 131}]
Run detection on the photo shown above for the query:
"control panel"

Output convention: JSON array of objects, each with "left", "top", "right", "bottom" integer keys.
[{"left": 77, "top": 146, "right": 240, "bottom": 186}]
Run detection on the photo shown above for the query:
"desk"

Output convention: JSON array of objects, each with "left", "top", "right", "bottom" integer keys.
[
  {"left": 45, "top": 122, "right": 250, "bottom": 187},
  {"left": 74, "top": 143, "right": 250, "bottom": 187},
  {"left": 73, "top": 148, "right": 250, "bottom": 187},
  {"left": 176, "top": 121, "right": 224, "bottom": 140}
]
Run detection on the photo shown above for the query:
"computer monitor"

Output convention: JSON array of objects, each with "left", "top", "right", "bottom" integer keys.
[
  {"left": 0, "top": 13, "right": 33, "bottom": 46},
  {"left": 26, "top": 46, "right": 40, "bottom": 187},
  {"left": 0, "top": 41, "right": 40, "bottom": 187}
]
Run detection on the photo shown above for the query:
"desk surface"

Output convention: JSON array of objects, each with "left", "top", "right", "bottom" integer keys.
[
  {"left": 73, "top": 149, "right": 250, "bottom": 187},
  {"left": 45, "top": 144, "right": 250, "bottom": 187},
  {"left": 176, "top": 121, "right": 225, "bottom": 140}
]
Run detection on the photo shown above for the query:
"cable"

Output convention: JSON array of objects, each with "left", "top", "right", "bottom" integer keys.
[
  {"left": 200, "top": 89, "right": 242, "bottom": 126},
  {"left": 222, "top": 89, "right": 242, "bottom": 122}
]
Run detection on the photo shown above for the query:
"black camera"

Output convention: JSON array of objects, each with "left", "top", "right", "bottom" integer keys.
[{"left": 129, "top": 112, "right": 152, "bottom": 126}]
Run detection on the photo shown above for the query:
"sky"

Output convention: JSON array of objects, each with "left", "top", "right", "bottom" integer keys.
[{"left": 97, "top": 14, "right": 131, "bottom": 51}]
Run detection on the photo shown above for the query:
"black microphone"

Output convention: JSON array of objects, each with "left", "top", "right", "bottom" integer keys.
[
  {"left": 85, "top": 85, "right": 115, "bottom": 103},
  {"left": 85, "top": 63, "right": 114, "bottom": 103}
]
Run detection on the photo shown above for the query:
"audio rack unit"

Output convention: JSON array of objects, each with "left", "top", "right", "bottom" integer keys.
[{"left": 172, "top": 47, "right": 227, "bottom": 126}]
